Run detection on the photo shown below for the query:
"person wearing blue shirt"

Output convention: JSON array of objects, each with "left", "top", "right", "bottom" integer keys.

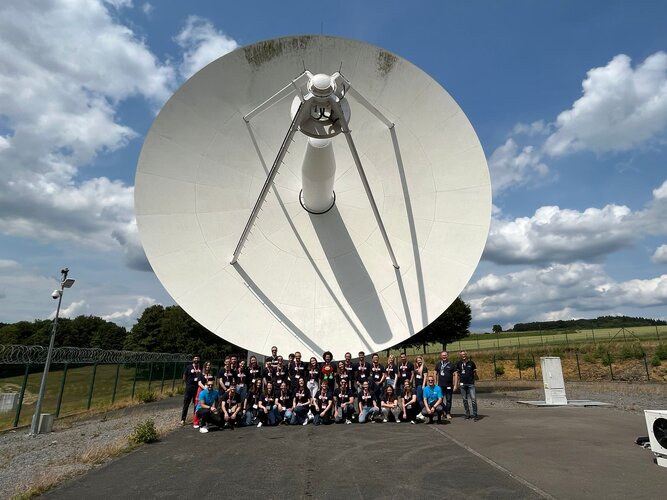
[
  {"left": 195, "top": 381, "right": 221, "bottom": 433},
  {"left": 419, "top": 376, "right": 444, "bottom": 424}
]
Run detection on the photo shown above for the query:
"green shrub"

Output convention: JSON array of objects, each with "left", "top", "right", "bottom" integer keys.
[
  {"left": 601, "top": 352, "right": 613, "bottom": 366},
  {"left": 515, "top": 357, "right": 536, "bottom": 370},
  {"left": 655, "top": 344, "right": 667, "bottom": 361},
  {"left": 494, "top": 365, "right": 505, "bottom": 376},
  {"left": 619, "top": 344, "right": 644, "bottom": 360},
  {"left": 582, "top": 352, "right": 598, "bottom": 363},
  {"left": 173, "top": 385, "right": 185, "bottom": 395},
  {"left": 135, "top": 389, "right": 157, "bottom": 403},
  {"left": 129, "top": 419, "right": 158, "bottom": 445},
  {"left": 651, "top": 355, "right": 661, "bottom": 367}
]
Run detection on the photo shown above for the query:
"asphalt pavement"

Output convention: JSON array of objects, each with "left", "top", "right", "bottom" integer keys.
[{"left": 45, "top": 404, "right": 666, "bottom": 499}]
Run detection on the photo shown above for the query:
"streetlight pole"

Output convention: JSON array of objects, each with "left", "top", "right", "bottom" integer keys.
[{"left": 30, "top": 268, "right": 75, "bottom": 435}]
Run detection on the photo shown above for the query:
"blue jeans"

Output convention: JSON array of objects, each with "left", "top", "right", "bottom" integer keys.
[
  {"left": 460, "top": 384, "right": 477, "bottom": 417},
  {"left": 415, "top": 385, "right": 424, "bottom": 410},
  {"left": 421, "top": 404, "right": 444, "bottom": 421},
  {"left": 290, "top": 405, "right": 308, "bottom": 425},
  {"left": 440, "top": 386, "right": 453, "bottom": 415},
  {"left": 267, "top": 405, "right": 279, "bottom": 426},
  {"left": 359, "top": 406, "right": 379, "bottom": 423}
]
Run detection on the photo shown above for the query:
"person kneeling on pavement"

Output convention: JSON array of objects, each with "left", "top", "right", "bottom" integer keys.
[
  {"left": 221, "top": 385, "right": 243, "bottom": 429},
  {"left": 196, "top": 381, "right": 221, "bottom": 433},
  {"left": 419, "top": 376, "right": 444, "bottom": 424}
]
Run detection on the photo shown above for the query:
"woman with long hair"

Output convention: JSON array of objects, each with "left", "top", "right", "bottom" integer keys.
[
  {"left": 335, "top": 360, "right": 350, "bottom": 390},
  {"left": 306, "top": 356, "right": 320, "bottom": 399},
  {"left": 259, "top": 381, "right": 277, "bottom": 426},
  {"left": 290, "top": 377, "right": 311, "bottom": 425},
  {"left": 244, "top": 377, "right": 263, "bottom": 427},
  {"left": 320, "top": 351, "right": 336, "bottom": 394},
  {"left": 414, "top": 355, "right": 428, "bottom": 410},
  {"left": 358, "top": 380, "right": 380, "bottom": 423},
  {"left": 385, "top": 354, "right": 397, "bottom": 394},
  {"left": 400, "top": 381, "right": 419, "bottom": 424},
  {"left": 193, "top": 360, "right": 214, "bottom": 429},
  {"left": 380, "top": 385, "right": 400, "bottom": 423}
]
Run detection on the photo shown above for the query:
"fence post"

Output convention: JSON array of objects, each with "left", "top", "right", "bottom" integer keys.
[
  {"left": 643, "top": 352, "right": 650, "bottom": 381},
  {"left": 172, "top": 361, "right": 178, "bottom": 391},
  {"left": 160, "top": 362, "right": 167, "bottom": 393},
  {"left": 565, "top": 331, "right": 569, "bottom": 347},
  {"left": 111, "top": 363, "right": 121, "bottom": 403},
  {"left": 13, "top": 363, "right": 30, "bottom": 428},
  {"left": 591, "top": 329, "right": 596, "bottom": 344},
  {"left": 131, "top": 362, "right": 139, "bottom": 399},
  {"left": 656, "top": 326, "right": 661, "bottom": 342},
  {"left": 517, "top": 353, "right": 522, "bottom": 380},
  {"left": 476, "top": 337, "right": 480, "bottom": 350},
  {"left": 532, "top": 354, "right": 537, "bottom": 380},
  {"left": 608, "top": 353, "right": 614, "bottom": 381},
  {"left": 55, "top": 363, "right": 69, "bottom": 417},
  {"left": 575, "top": 351, "right": 582, "bottom": 381},
  {"left": 147, "top": 362, "right": 154, "bottom": 391},
  {"left": 87, "top": 362, "right": 98, "bottom": 410},
  {"left": 517, "top": 335, "right": 521, "bottom": 348},
  {"left": 622, "top": 327, "right": 627, "bottom": 342},
  {"left": 493, "top": 354, "right": 497, "bottom": 380}
]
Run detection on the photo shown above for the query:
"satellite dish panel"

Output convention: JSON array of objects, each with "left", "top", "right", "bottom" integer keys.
[{"left": 135, "top": 36, "right": 491, "bottom": 359}]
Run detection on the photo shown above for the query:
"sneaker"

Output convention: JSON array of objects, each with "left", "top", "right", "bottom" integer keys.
[
  {"left": 193, "top": 424, "right": 200, "bottom": 429},
  {"left": 446, "top": 414, "right": 452, "bottom": 420},
  {"left": 180, "top": 420, "right": 186, "bottom": 426},
  {"left": 382, "top": 418, "right": 388, "bottom": 423},
  {"left": 473, "top": 416, "right": 479, "bottom": 422},
  {"left": 416, "top": 413, "right": 426, "bottom": 421},
  {"left": 345, "top": 419, "right": 351, "bottom": 425},
  {"left": 410, "top": 420, "right": 416, "bottom": 425},
  {"left": 465, "top": 415, "right": 471, "bottom": 420},
  {"left": 302, "top": 420, "right": 308, "bottom": 426},
  {"left": 199, "top": 426, "right": 209, "bottom": 433},
  {"left": 257, "top": 422, "right": 263, "bottom": 428}
]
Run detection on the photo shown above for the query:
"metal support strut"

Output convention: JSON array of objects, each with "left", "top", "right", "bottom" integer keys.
[
  {"left": 330, "top": 97, "right": 400, "bottom": 269},
  {"left": 231, "top": 101, "right": 308, "bottom": 264}
]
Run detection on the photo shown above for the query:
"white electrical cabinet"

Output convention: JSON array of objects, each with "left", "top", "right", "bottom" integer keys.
[
  {"left": 540, "top": 357, "right": 568, "bottom": 405},
  {"left": 644, "top": 410, "right": 667, "bottom": 468}
]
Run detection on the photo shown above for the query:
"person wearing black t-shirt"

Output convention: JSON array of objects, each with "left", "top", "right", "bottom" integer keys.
[
  {"left": 306, "top": 357, "right": 320, "bottom": 398},
  {"left": 454, "top": 351, "right": 478, "bottom": 421},
  {"left": 217, "top": 357, "right": 235, "bottom": 394},
  {"left": 290, "top": 377, "right": 311, "bottom": 425},
  {"left": 262, "top": 360, "right": 274, "bottom": 387},
  {"left": 369, "top": 353, "right": 385, "bottom": 400},
  {"left": 414, "top": 355, "right": 428, "bottom": 410},
  {"left": 289, "top": 351, "right": 306, "bottom": 391},
  {"left": 273, "top": 358, "right": 288, "bottom": 388},
  {"left": 355, "top": 351, "right": 371, "bottom": 391},
  {"left": 247, "top": 356, "right": 262, "bottom": 387},
  {"left": 335, "top": 361, "right": 351, "bottom": 390},
  {"left": 265, "top": 346, "right": 279, "bottom": 367},
  {"left": 380, "top": 385, "right": 400, "bottom": 423},
  {"left": 236, "top": 360, "right": 249, "bottom": 403},
  {"left": 313, "top": 381, "right": 334, "bottom": 425},
  {"left": 384, "top": 354, "right": 397, "bottom": 394},
  {"left": 259, "top": 382, "right": 277, "bottom": 426},
  {"left": 358, "top": 381, "right": 380, "bottom": 423},
  {"left": 244, "top": 378, "right": 263, "bottom": 427},
  {"left": 334, "top": 379, "right": 354, "bottom": 424},
  {"left": 397, "top": 352, "right": 414, "bottom": 389},
  {"left": 181, "top": 355, "right": 201, "bottom": 425},
  {"left": 435, "top": 351, "right": 456, "bottom": 420},
  {"left": 343, "top": 352, "right": 355, "bottom": 382},
  {"left": 220, "top": 386, "right": 242, "bottom": 429},
  {"left": 276, "top": 382, "right": 293, "bottom": 424},
  {"left": 400, "top": 381, "right": 419, "bottom": 423}
]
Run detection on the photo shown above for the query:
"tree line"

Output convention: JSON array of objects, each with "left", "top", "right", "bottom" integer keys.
[
  {"left": 0, "top": 305, "right": 242, "bottom": 362},
  {"left": 509, "top": 315, "right": 666, "bottom": 332},
  {"left": 0, "top": 298, "right": 472, "bottom": 358}
]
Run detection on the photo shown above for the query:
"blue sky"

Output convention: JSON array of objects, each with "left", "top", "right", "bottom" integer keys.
[{"left": 1, "top": 0, "right": 666, "bottom": 333}]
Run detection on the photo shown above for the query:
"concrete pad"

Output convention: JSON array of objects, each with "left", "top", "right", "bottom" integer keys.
[
  {"left": 517, "top": 400, "right": 611, "bottom": 407},
  {"left": 44, "top": 406, "right": 666, "bottom": 499}
]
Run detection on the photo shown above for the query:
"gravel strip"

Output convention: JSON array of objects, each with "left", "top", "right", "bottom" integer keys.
[
  {"left": 0, "top": 397, "right": 182, "bottom": 499},
  {"left": 1, "top": 383, "right": 665, "bottom": 498}
]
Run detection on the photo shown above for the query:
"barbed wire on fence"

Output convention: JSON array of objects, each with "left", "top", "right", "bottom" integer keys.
[{"left": 0, "top": 344, "right": 192, "bottom": 365}]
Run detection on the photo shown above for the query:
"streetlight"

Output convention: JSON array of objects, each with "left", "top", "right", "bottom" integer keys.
[{"left": 30, "top": 268, "right": 75, "bottom": 435}]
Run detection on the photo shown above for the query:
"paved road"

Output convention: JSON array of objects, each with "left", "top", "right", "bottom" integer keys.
[{"left": 45, "top": 406, "right": 666, "bottom": 499}]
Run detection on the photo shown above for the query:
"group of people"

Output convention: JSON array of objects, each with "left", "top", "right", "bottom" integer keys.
[{"left": 180, "top": 347, "right": 479, "bottom": 433}]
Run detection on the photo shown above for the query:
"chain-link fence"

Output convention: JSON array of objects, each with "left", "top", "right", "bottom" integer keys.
[{"left": 0, "top": 344, "right": 193, "bottom": 430}]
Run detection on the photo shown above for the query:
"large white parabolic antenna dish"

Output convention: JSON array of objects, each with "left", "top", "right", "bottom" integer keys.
[{"left": 135, "top": 36, "right": 491, "bottom": 360}]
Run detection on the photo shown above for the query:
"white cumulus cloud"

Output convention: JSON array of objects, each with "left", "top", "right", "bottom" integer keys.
[
  {"left": 545, "top": 52, "right": 667, "bottom": 156},
  {"left": 653, "top": 244, "right": 667, "bottom": 264},
  {"left": 175, "top": 16, "right": 239, "bottom": 79},
  {"left": 488, "top": 138, "right": 550, "bottom": 194}
]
